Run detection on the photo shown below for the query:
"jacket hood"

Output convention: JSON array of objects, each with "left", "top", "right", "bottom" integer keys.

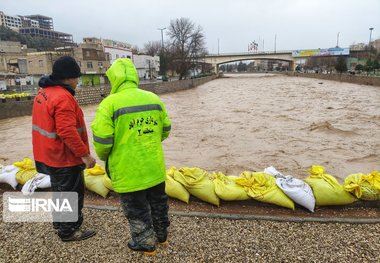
[
  {"left": 38, "top": 75, "right": 76, "bottom": 96},
  {"left": 106, "top": 58, "right": 139, "bottom": 94}
]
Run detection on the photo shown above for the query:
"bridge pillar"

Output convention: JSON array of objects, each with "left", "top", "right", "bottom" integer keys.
[
  {"left": 214, "top": 64, "right": 218, "bottom": 74},
  {"left": 289, "top": 61, "right": 296, "bottom": 71}
]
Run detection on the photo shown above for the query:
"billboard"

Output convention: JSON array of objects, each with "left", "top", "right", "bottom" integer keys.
[{"left": 292, "top": 47, "right": 349, "bottom": 57}]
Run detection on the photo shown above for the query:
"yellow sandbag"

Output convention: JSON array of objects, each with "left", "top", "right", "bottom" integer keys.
[
  {"left": 13, "top": 158, "right": 34, "bottom": 170},
  {"left": 235, "top": 171, "right": 295, "bottom": 209},
  {"left": 211, "top": 172, "right": 250, "bottom": 201},
  {"left": 85, "top": 174, "right": 109, "bottom": 198},
  {"left": 85, "top": 163, "right": 106, "bottom": 176},
  {"left": 16, "top": 169, "right": 38, "bottom": 185},
  {"left": 173, "top": 167, "right": 220, "bottom": 206},
  {"left": 102, "top": 173, "right": 113, "bottom": 191},
  {"left": 165, "top": 167, "right": 190, "bottom": 203},
  {"left": 344, "top": 171, "right": 380, "bottom": 200},
  {"left": 14, "top": 158, "right": 37, "bottom": 185},
  {"left": 305, "top": 165, "right": 357, "bottom": 206}
]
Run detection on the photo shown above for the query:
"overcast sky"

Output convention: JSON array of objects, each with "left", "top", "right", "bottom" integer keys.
[{"left": 1, "top": 0, "right": 379, "bottom": 54}]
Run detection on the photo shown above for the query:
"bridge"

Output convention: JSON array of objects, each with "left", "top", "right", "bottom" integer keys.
[{"left": 199, "top": 50, "right": 296, "bottom": 73}]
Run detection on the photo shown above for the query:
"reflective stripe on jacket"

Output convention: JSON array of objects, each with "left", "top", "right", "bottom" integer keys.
[
  {"left": 32, "top": 85, "right": 89, "bottom": 168},
  {"left": 91, "top": 58, "right": 171, "bottom": 193}
]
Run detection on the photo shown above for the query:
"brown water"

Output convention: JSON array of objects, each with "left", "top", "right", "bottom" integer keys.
[{"left": 1, "top": 74, "right": 379, "bottom": 181}]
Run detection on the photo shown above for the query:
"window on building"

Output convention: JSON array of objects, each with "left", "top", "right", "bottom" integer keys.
[
  {"left": 87, "top": 62, "right": 93, "bottom": 69},
  {"left": 38, "top": 60, "right": 43, "bottom": 67},
  {"left": 116, "top": 54, "right": 119, "bottom": 59},
  {"left": 98, "top": 62, "right": 103, "bottom": 67}
]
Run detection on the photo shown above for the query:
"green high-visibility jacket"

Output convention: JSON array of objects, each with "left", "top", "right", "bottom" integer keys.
[{"left": 91, "top": 58, "right": 171, "bottom": 193}]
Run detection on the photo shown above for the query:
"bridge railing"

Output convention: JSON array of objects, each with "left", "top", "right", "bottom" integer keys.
[{"left": 206, "top": 51, "right": 293, "bottom": 56}]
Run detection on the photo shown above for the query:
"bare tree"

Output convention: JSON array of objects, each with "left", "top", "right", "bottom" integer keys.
[
  {"left": 167, "top": 17, "right": 207, "bottom": 79},
  {"left": 143, "top": 41, "right": 161, "bottom": 56}
]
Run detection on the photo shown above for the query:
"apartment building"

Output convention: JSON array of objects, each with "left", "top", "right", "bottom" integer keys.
[
  {"left": 102, "top": 39, "right": 132, "bottom": 64},
  {"left": 73, "top": 37, "right": 110, "bottom": 86},
  {"left": 0, "top": 11, "right": 73, "bottom": 43},
  {"left": 0, "top": 11, "right": 22, "bottom": 29}
]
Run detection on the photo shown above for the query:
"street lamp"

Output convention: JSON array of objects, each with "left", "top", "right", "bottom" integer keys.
[
  {"left": 369, "top": 27, "right": 374, "bottom": 54},
  {"left": 157, "top": 27, "right": 166, "bottom": 76},
  {"left": 336, "top": 32, "right": 340, "bottom": 48},
  {"left": 157, "top": 27, "right": 166, "bottom": 51}
]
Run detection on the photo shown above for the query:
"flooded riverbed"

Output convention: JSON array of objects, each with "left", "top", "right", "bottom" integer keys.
[{"left": 0, "top": 73, "right": 379, "bottom": 181}]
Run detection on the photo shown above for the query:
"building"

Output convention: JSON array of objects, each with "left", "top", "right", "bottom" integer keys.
[
  {"left": 101, "top": 39, "right": 132, "bottom": 64},
  {"left": 23, "top": 15, "right": 53, "bottom": 30},
  {"left": 26, "top": 51, "right": 66, "bottom": 76},
  {"left": 73, "top": 37, "right": 110, "bottom": 86},
  {"left": 0, "top": 41, "right": 27, "bottom": 74},
  {"left": 19, "top": 27, "right": 73, "bottom": 43},
  {"left": 133, "top": 54, "right": 160, "bottom": 80},
  {"left": 0, "top": 11, "right": 22, "bottom": 30},
  {"left": 0, "top": 11, "right": 73, "bottom": 43}
]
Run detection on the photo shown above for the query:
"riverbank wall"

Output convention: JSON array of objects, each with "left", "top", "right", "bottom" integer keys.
[
  {"left": 285, "top": 72, "right": 380, "bottom": 87},
  {"left": 0, "top": 75, "right": 216, "bottom": 119}
]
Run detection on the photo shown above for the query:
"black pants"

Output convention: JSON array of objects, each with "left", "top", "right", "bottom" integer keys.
[
  {"left": 120, "top": 182, "right": 170, "bottom": 248},
  {"left": 36, "top": 161, "right": 85, "bottom": 238}
]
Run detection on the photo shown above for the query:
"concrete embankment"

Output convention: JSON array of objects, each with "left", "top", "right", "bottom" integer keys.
[{"left": 285, "top": 72, "right": 380, "bottom": 86}]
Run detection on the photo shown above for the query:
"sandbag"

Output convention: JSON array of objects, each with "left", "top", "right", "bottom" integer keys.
[
  {"left": 173, "top": 167, "right": 220, "bottom": 206},
  {"left": 211, "top": 172, "right": 250, "bottom": 201},
  {"left": 14, "top": 158, "right": 37, "bottom": 185},
  {"left": 264, "top": 166, "right": 315, "bottom": 212},
  {"left": 13, "top": 158, "right": 34, "bottom": 170},
  {"left": 235, "top": 171, "right": 295, "bottom": 209},
  {"left": 102, "top": 173, "right": 113, "bottom": 191},
  {"left": 85, "top": 163, "right": 106, "bottom": 176},
  {"left": 0, "top": 165, "right": 19, "bottom": 189},
  {"left": 16, "top": 169, "right": 38, "bottom": 185},
  {"left": 85, "top": 173, "right": 110, "bottom": 198},
  {"left": 165, "top": 167, "right": 190, "bottom": 203},
  {"left": 21, "top": 173, "right": 51, "bottom": 194},
  {"left": 305, "top": 165, "right": 357, "bottom": 206},
  {"left": 344, "top": 171, "right": 380, "bottom": 200}
]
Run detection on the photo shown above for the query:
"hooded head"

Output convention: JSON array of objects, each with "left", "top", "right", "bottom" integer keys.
[
  {"left": 106, "top": 58, "right": 139, "bottom": 94},
  {"left": 51, "top": 56, "right": 81, "bottom": 81}
]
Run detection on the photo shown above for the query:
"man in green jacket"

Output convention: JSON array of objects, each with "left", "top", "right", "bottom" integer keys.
[{"left": 92, "top": 58, "right": 171, "bottom": 255}]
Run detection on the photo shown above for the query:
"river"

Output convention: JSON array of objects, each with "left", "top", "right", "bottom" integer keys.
[{"left": 0, "top": 73, "right": 378, "bottom": 181}]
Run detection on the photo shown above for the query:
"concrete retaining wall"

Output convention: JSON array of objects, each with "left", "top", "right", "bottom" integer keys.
[
  {"left": 0, "top": 75, "right": 216, "bottom": 119},
  {"left": 286, "top": 72, "right": 380, "bottom": 86}
]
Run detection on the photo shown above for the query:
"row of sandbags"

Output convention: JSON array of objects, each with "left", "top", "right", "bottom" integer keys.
[
  {"left": 0, "top": 158, "right": 379, "bottom": 212},
  {"left": 166, "top": 165, "right": 379, "bottom": 212},
  {"left": 0, "top": 158, "right": 112, "bottom": 198}
]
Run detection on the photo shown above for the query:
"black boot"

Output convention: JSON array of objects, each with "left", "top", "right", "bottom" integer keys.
[{"left": 127, "top": 240, "right": 156, "bottom": 255}]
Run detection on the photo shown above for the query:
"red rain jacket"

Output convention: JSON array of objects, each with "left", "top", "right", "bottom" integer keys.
[{"left": 32, "top": 77, "right": 89, "bottom": 168}]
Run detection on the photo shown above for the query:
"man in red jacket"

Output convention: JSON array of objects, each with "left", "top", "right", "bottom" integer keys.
[{"left": 32, "top": 56, "right": 97, "bottom": 242}]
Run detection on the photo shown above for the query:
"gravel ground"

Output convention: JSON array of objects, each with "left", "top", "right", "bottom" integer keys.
[{"left": 1, "top": 202, "right": 379, "bottom": 263}]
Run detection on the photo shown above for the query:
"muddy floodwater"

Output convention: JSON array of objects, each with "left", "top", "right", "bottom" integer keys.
[{"left": 0, "top": 73, "right": 379, "bottom": 181}]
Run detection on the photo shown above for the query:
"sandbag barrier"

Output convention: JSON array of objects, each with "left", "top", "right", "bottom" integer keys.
[{"left": 0, "top": 158, "right": 379, "bottom": 213}]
